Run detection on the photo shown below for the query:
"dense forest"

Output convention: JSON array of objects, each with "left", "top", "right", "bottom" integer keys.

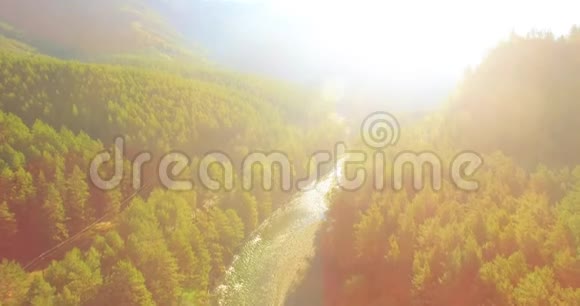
[
  {"left": 0, "top": 38, "right": 341, "bottom": 305},
  {"left": 1, "top": 3, "right": 580, "bottom": 305},
  {"left": 316, "top": 32, "right": 580, "bottom": 305}
]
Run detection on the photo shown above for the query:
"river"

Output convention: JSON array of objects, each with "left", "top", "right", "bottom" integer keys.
[{"left": 213, "top": 163, "right": 342, "bottom": 306}]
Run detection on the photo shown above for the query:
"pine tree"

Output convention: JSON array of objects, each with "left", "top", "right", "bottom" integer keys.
[
  {"left": 0, "top": 168, "right": 15, "bottom": 204},
  {"left": 92, "top": 231, "right": 125, "bottom": 274},
  {"left": 65, "top": 165, "right": 91, "bottom": 234},
  {"left": 0, "top": 259, "right": 30, "bottom": 306},
  {"left": 41, "top": 184, "right": 68, "bottom": 245},
  {"left": 0, "top": 201, "right": 18, "bottom": 252},
  {"left": 10, "top": 167, "right": 35, "bottom": 203},
  {"left": 27, "top": 275, "right": 56, "bottom": 306},
  {"left": 104, "top": 260, "right": 155, "bottom": 306},
  {"left": 44, "top": 248, "right": 102, "bottom": 305},
  {"left": 513, "top": 267, "right": 556, "bottom": 305},
  {"left": 103, "top": 188, "right": 122, "bottom": 217}
]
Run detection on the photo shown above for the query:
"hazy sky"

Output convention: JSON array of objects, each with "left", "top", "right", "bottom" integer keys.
[{"left": 168, "top": 0, "right": 580, "bottom": 108}]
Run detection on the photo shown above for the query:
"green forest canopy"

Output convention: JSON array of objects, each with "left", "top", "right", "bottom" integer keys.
[
  {"left": 0, "top": 41, "right": 341, "bottom": 305},
  {"left": 1, "top": 26, "right": 580, "bottom": 306},
  {"left": 316, "top": 31, "right": 580, "bottom": 306}
]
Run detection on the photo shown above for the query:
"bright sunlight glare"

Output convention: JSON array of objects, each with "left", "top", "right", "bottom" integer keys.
[
  {"left": 210, "top": 0, "right": 575, "bottom": 109},
  {"left": 265, "top": 0, "right": 579, "bottom": 80},
  {"left": 166, "top": 0, "right": 580, "bottom": 109}
]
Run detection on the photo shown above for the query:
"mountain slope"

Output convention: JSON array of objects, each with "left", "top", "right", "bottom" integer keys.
[{"left": 0, "top": 0, "right": 188, "bottom": 58}]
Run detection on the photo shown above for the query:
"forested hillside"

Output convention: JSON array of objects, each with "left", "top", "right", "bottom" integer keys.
[
  {"left": 316, "top": 32, "right": 580, "bottom": 305},
  {"left": 448, "top": 27, "right": 580, "bottom": 166},
  {"left": 0, "top": 0, "right": 186, "bottom": 57},
  {"left": 0, "top": 41, "right": 341, "bottom": 305},
  {"left": 2, "top": 3, "right": 580, "bottom": 305}
]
